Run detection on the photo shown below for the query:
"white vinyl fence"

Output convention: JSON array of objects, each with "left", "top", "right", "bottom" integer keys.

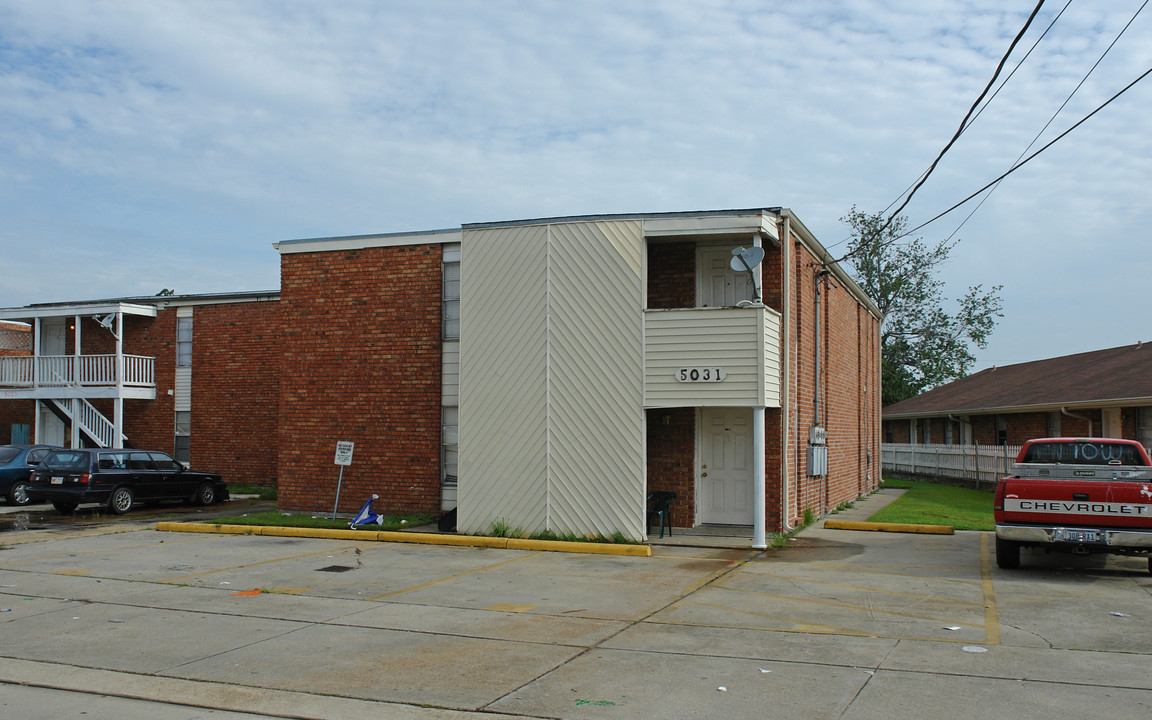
[{"left": 882, "top": 443, "right": 1022, "bottom": 489}]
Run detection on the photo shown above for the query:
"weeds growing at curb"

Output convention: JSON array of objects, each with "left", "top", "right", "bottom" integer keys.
[{"left": 486, "top": 520, "right": 641, "bottom": 545}]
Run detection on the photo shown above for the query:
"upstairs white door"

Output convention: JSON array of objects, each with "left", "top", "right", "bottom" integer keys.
[
  {"left": 697, "top": 247, "right": 755, "bottom": 307},
  {"left": 700, "top": 407, "right": 754, "bottom": 525}
]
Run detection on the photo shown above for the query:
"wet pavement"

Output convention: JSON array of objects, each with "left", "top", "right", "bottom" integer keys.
[{"left": 0, "top": 490, "right": 1150, "bottom": 719}]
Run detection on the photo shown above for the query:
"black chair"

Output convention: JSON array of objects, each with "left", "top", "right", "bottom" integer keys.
[{"left": 647, "top": 491, "right": 677, "bottom": 538}]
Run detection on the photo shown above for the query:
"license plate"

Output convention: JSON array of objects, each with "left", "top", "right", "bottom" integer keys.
[
  {"left": 1059, "top": 529, "right": 1100, "bottom": 543},
  {"left": 50, "top": 477, "right": 64, "bottom": 485}
]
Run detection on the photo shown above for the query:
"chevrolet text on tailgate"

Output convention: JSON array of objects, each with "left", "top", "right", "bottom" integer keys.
[{"left": 994, "top": 437, "right": 1152, "bottom": 574}]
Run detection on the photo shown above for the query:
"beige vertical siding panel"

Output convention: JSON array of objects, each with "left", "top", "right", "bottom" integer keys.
[
  {"left": 764, "top": 310, "right": 782, "bottom": 405},
  {"left": 174, "top": 368, "right": 192, "bottom": 412},
  {"left": 548, "top": 221, "right": 646, "bottom": 540},
  {"left": 441, "top": 341, "right": 459, "bottom": 405},
  {"left": 457, "top": 225, "right": 550, "bottom": 535}
]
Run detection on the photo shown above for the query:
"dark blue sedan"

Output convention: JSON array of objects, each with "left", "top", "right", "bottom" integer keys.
[{"left": 0, "top": 444, "right": 60, "bottom": 506}]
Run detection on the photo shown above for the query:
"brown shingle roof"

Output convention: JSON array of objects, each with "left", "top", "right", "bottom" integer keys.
[{"left": 883, "top": 342, "right": 1152, "bottom": 417}]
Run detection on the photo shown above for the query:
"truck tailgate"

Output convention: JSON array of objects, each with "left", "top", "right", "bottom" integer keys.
[{"left": 1000, "top": 477, "right": 1152, "bottom": 529}]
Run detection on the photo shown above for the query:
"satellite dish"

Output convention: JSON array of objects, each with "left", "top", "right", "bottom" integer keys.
[
  {"left": 729, "top": 246, "right": 765, "bottom": 304},
  {"left": 729, "top": 246, "right": 764, "bottom": 272}
]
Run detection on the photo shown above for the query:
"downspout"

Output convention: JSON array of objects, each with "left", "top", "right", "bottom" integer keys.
[
  {"left": 779, "top": 214, "right": 793, "bottom": 532},
  {"left": 814, "top": 267, "right": 831, "bottom": 512},
  {"left": 1061, "top": 407, "right": 1093, "bottom": 437}
]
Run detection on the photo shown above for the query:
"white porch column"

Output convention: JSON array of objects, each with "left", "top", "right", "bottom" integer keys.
[
  {"left": 752, "top": 406, "right": 767, "bottom": 549},
  {"left": 114, "top": 312, "right": 124, "bottom": 448},
  {"left": 71, "top": 315, "right": 81, "bottom": 449}
]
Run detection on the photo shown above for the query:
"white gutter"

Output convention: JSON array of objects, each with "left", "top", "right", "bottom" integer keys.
[{"left": 780, "top": 213, "right": 793, "bottom": 532}]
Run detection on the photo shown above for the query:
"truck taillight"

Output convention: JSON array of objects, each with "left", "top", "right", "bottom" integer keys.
[
  {"left": 80, "top": 474, "right": 90, "bottom": 485},
  {"left": 993, "top": 481, "right": 1005, "bottom": 511}
]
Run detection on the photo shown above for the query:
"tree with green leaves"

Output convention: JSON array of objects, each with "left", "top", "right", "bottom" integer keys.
[{"left": 841, "top": 207, "right": 1003, "bottom": 406}]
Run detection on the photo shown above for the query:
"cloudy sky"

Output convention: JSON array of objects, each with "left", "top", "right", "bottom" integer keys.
[{"left": 1, "top": 0, "right": 1149, "bottom": 371}]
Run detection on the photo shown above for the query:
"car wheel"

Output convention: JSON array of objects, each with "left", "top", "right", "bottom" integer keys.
[
  {"left": 8, "top": 480, "right": 31, "bottom": 506},
  {"left": 108, "top": 486, "right": 134, "bottom": 515},
  {"left": 194, "top": 482, "right": 217, "bottom": 506},
  {"left": 53, "top": 502, "right": 77, "bottom": 515},
  {"left": 995, "top": 535, "right": 1021, "bottom": 570}
]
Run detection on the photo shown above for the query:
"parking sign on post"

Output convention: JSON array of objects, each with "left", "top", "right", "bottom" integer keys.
[
  {"left": 332, "top": 441, "right": 354, "bottom": 520},
  {"left": 334, "top": 441, "right": 355, "bottom": 466}
]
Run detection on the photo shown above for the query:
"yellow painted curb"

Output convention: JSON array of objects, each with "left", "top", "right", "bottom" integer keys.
[
  {"left": 155, "top": 522, "right": 651, "bottom": 556},
  {"left": 823, "top": 519, "right": 954, "bottom": 535}
]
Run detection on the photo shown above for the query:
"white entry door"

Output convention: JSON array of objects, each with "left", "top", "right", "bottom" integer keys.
[
  {"left": 697, "top": 247, "right": 755, "bottom": 307},
  {"left": 700, "top": 407, "right": 754, "bottom": 525}
]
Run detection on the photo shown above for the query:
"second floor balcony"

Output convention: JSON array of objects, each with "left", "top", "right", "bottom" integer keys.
[
  {"left": 644, "top": 306, "right": 782, "bottom": 408},
  {"left": 0, "top": 354, "right": 156, "bottom": 399}
]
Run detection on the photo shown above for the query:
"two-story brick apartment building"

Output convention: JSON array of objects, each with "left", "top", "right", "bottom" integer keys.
[
  {"left": 0, "top": 292, "right": 280, "bottom": 486},
  {"left": 1, "top": 208, "right": 880, "bottom": 546},
  {"left": 274, "top": 209, "right": 882, "bottom": 546}
]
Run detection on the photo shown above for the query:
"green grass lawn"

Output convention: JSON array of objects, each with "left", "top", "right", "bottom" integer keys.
[
  {"left": 869, "top": 477, "right": 994, "bottom": 531},
  {"left": 210, "top": 510, "right": 436, "bottom": 532}
]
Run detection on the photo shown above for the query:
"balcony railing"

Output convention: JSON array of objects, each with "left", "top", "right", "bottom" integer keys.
[{"left": 0, "top": 354, "right": 155, "bottom": 388}]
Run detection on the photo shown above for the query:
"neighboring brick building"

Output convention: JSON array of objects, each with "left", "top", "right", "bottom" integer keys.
[
  {"left": 0, "top": 293, "right": 280, "bottom": 486},
  {"left": 882, "top": 343, "right": 1152, "bottom": 449}
]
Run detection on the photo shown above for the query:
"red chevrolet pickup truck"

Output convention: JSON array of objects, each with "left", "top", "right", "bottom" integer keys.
[{"left": 994, "top": 438, "right": 1152, "bottom": 574}]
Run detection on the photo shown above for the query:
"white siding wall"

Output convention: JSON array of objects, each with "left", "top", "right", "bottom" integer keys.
[
  {"left": 442, "top": 342, "right": 459, "bottom": 405},
  {"left": 457, "top": 225, "right": 551, "bottom": 535},
  {"left": 174, "top": 307, "right": 192, "bottom": 412},
  {"left": 457, "top": 220, "right": 646, "bottom": 540},
  {"left": 644, "top": 307, "right": 781, "bottom": 408},
  {"left": 547, "top": 221, "right": 645, "bottom": 539}
]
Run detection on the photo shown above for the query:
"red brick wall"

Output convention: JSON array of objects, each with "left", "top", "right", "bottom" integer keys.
[
  {"left": 646, "top": 407, "right": 696, "bottom": 527},
  {"left": 278, "top": 245, "right": 443, "bottom": 516},
  {"left": 647, "top": 241, "right": 696, "bottom": 308},
  {"left": 123, "top": 311, "right": 177, "bottom": 452},
  {"left": 193, "top": 301, "right": 280, "bottom": 485},
  {"left": 776, "top": 238, "right": 881, "bottom": 528},
  {"left": 0, "top": 400, "right": 34, "bottom": 443}
]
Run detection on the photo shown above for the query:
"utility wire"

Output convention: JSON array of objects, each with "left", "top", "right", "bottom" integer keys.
[
  {"left": 941, "top": 0, "right": 1148, "bottom": 244},
  {"left": 901, "top": 63, "right": 1152, "bottom": 239},
  {"left": 877, "top": 0, "right": 1047, "bottom": 235},
  {"left": 881, "top": 0, "right": 1071, "bottom": 218},
  {"left": 832, "top": 62, "right": 1152, "bottom": 265}
]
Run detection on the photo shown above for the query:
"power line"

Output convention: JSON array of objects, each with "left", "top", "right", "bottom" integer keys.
[
  {"left": 902, "top": 63, "right": 1152, "bottom": 239},
  {"left": 881, "top": 0, "right": 1072, "bottom": 218},
  {"left": 877, "top": 0, "right": 1048, "bottom": 235},
  {"left": 941, "top": 0, "right": 1148, "bottom": 244}
]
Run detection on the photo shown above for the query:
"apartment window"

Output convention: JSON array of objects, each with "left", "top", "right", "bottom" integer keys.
[
  {"left": 176, "top": 317, "right": 193, "bottom": 367},
  {"left": 443, "top": 260, "right": 460, "bottom": 340},
  {"left": 442, "top": 407, "right": 458, "bottom": 489},
  {"left": 175, "top": 411, "right": 191, "bottom": 464}
]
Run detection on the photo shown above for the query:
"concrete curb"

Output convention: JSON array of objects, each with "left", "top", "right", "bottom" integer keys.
[
  {"left": 823, "top": 519, "right": 954, "bottom": 535},
  {"left": 155, "top": 522, "right": 652, "bottom": 556}
]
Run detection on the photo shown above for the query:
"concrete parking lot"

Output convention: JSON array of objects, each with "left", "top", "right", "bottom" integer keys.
[{"left": 1, "top": 491, "right": 1151, "bottom": 719}]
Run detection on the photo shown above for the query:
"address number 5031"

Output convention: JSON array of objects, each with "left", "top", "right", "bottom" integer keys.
[{"left": 676, "top": 367, "right": 726, "bottom": 383}]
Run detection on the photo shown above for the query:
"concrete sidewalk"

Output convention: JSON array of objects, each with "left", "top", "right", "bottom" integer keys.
[{"left": 649, "top": 486, "right": 906, "bottom": 549}]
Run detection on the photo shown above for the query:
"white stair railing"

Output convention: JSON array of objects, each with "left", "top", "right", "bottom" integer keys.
[{"left": 48, "top": 397, "right": 122, "bottom": 448}]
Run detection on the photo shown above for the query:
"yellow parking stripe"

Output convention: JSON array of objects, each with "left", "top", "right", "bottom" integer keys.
[
  {"left": 714, "top": 585, "right": 984, "bottom": 627},
  {"left": 980, "top": 532, "right": 1001, "bottom": 645},
  {"left": 735, "top": 573, "right": 984, "bottom": 606},
  {"left": 368, "top": 552, "right": 544, "bottom": 600},
  {"left": 672, "top": 602, "right": 986, "bottom": 643},
  {"left": 163, "top": 545, "right": 365, "bottom": 582},
  {"left": 1, "top": 535, "right": 215, "bottom": 565}
]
